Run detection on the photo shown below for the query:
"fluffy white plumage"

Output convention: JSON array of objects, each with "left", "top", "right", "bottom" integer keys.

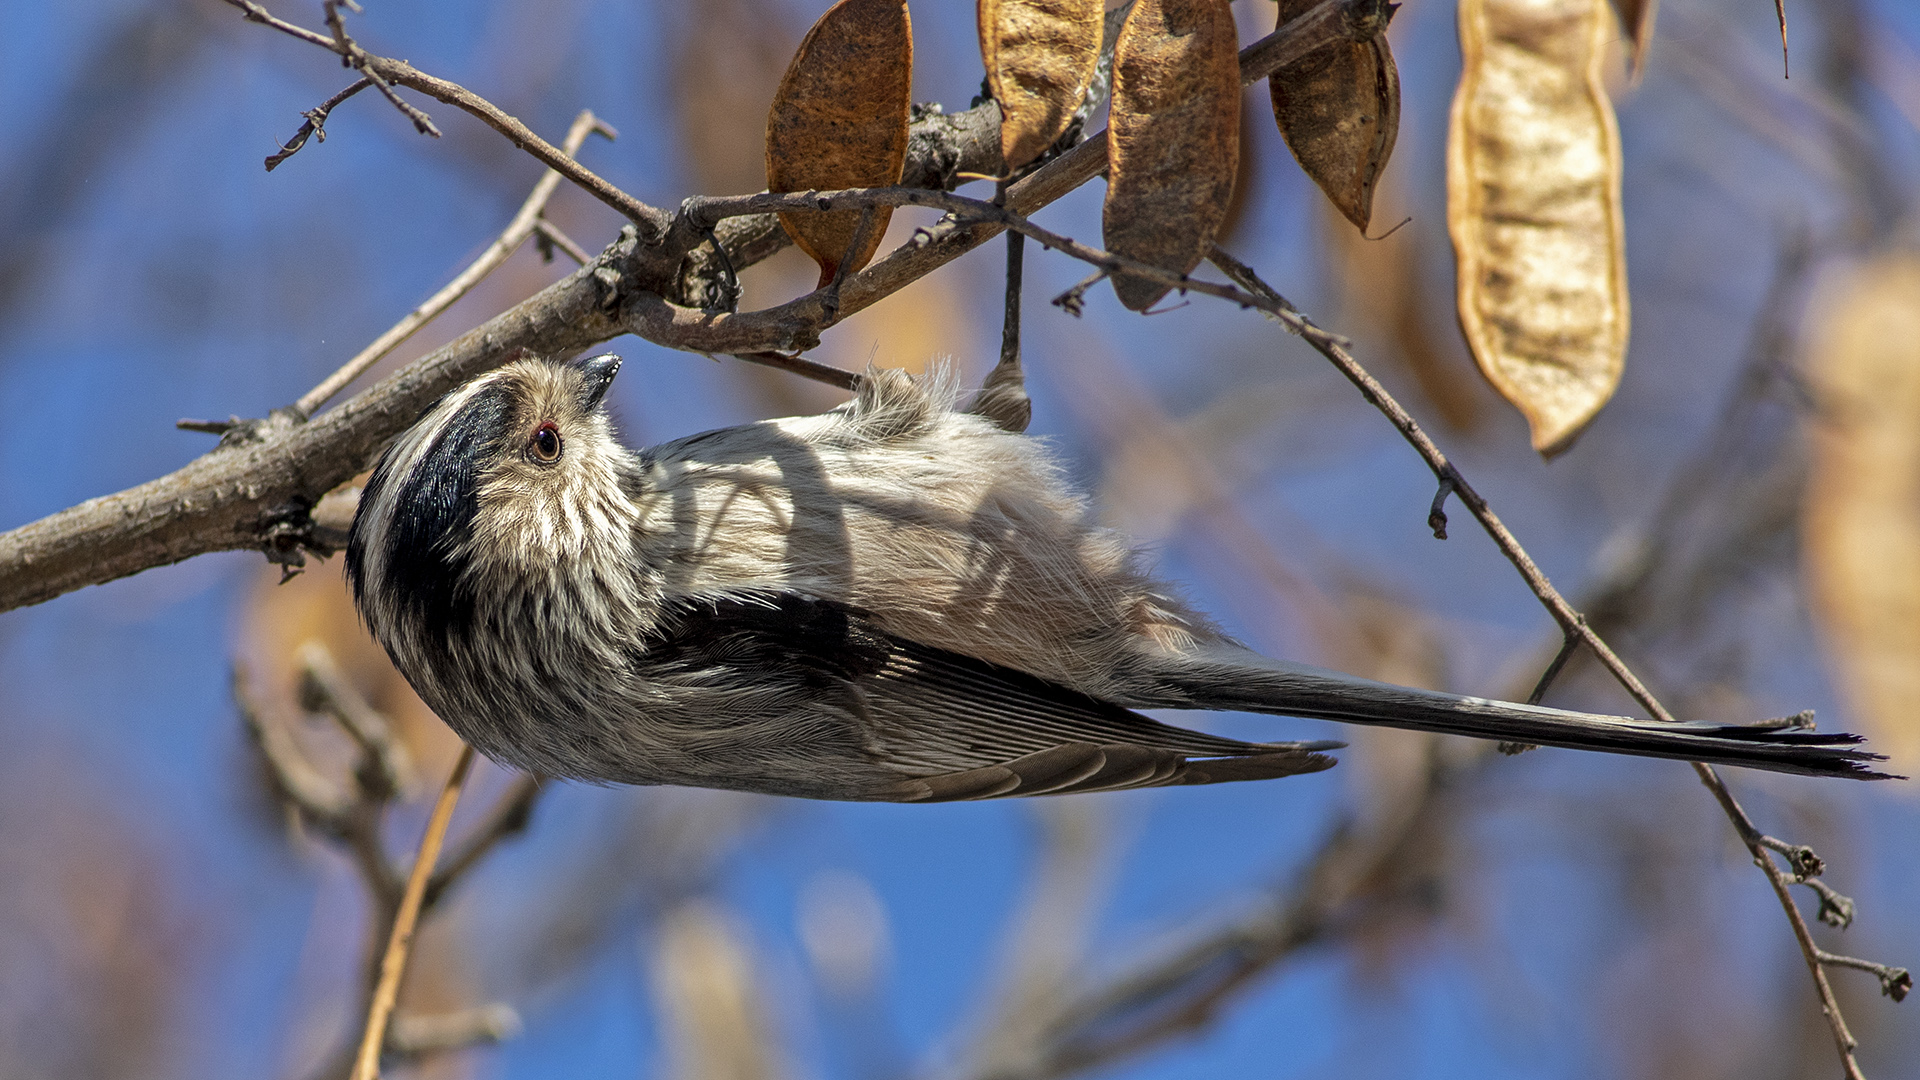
[{"left": 343, "top": 354, "right": 1886, "bottom": 799}]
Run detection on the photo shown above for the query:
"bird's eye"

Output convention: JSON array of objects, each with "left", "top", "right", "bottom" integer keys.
[{"left": 530, "top": 422, "right": 562, "bottom": 463}]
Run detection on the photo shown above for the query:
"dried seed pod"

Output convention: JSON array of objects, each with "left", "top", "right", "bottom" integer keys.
[
  {"left": 980, "top": 0, "right": 1104, "bottom": 172},
  {"left": 766, "top": 0, "right": 913, "bottom": 288},
  {"left": 1269, "top": 0, "right": 1400, "bottom": 231},
  {"left": 1102, "top": 0, "right": 1240, "bottom": 312},
  {"left": 1804, "top": 255, "right": 1920, "bottom": 774},
  {"left": 1448, "top": 0, "right": 1627, "bottom": 455}
]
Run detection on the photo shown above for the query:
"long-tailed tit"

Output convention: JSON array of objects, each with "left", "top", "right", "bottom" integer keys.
[{"left": 344, "top": 354, "right": 1886, "bottom": 800}]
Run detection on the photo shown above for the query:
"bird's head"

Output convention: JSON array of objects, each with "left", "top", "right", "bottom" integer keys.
[{"left": 346, "top": 353, "right": 632, "bottom": 645}]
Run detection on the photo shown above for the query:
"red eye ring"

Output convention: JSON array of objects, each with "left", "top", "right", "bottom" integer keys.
[{"left": 530, "top": 422, "right": 562, "bottom": 463}]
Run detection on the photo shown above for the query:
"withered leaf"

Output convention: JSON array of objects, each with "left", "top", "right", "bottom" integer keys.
[
  {"left": 980, "top": 0, "right": 1104, "bottom": 172},
  {"left": 1103, "top": 0, "right": 1240, "bottom": 312},
  {"left": 1803, "top": 255, "right": 1920, "bottom": 773},
  {"left": 1268, "top": 0, "right": 1400, "bottom": 232},
  {"left": 766, "top": 0, "right": 913, "bottom": 288},
  {"left": 1447, "top": 0, "right": 1628, "bottom": 456}
]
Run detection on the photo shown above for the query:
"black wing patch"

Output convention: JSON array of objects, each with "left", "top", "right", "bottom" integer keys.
[{"left": 646, "top": 593, "right": 1340, "bottom": 801}]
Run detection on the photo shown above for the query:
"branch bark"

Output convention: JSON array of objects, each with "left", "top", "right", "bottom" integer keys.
[{"left": 0, "top": 0, "right": 1372, "bottom": 613}]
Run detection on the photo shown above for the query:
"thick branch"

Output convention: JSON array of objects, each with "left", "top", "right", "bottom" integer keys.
[{"left": 0, "top": 0, "right": 1369, "bottom": 614}]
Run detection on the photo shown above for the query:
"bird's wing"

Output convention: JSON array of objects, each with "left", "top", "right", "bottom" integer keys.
[{"left": 644, "top": 592, "right": 1340, "bottom": 801}]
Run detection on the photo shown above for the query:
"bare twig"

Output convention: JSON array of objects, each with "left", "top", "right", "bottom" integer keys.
[
  {"left": 534, "top": 218, "right": 592, "bottom": 266},
  {"left": 1000, "top": 229, "right": 1024, "bottom": 372},
  {"left": 351, "top": 744, "right": 476, "bottom": 1080},
  {"left": 265, "top": 76, "right": 372, "bottom": 171},
  {"left": 1694, "top": 768, "right": 1877, "bottom": 1077},
  {"left": 1527, "top": 636, "right": 1579, "bottom": 707},
  {"left": 0, "top": 0, "right": 1372, "bottom": 614},
  {"left": 1814, "top": 952, "right": 1912, "bottom": 1002},
  {"left": 1205, "top": 248, "right": 1677, "bottom": 722},
  {"left": 1202, "top": 247, "right": 1903, "bottom": 1078},
  {"left": 241, "top": 648, "right": 542, "bottom": 1078},
  {"left": 951, "top": 746, "right": 1463, "bottom": 1080},
  {"left": 424, "top": 773, "right": 542, "bottom": 908},
  {"left": 223, "top": 0, "right": 668, "bottom": 236},
  {"left": 1776, "top": 0, "right": 1792, "bottom": 78},
  {"left": 293, "top": 109, "right": 614, "bottom": 416},
  {"left": 729, "top": 350, "right": 863, "bottom": 391},
  {"left": 1805, "top": 878, "right": 1856, "bottom": 929}
]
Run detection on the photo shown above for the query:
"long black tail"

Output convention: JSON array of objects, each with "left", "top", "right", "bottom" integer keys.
[{"left": 1143, "top": 648, "right": 1893, "bottom": 780}]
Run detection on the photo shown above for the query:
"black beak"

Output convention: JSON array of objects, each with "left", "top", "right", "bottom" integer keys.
[{"left": 572, "top": 353, "right": 622, "bottom": 410}]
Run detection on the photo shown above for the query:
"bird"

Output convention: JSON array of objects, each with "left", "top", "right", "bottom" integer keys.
[{"left": 343, "top": 353, "right": 1888, "bottom": 801}]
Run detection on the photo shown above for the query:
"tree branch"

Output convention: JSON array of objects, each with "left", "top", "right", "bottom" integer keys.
[
  {"left": 292, "top": 108, "right": 615, "bottom": 417},
  {"left": 224, "top": 0, "right": 671, "bottom": 237},
  {"left": 0, "top": 0, "right": 1371, "bottom": 614},
  {"left": 350, "top": 745, "right": 475, "bottom": 1080}
]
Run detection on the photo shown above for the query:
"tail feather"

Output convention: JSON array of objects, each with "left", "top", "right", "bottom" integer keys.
[{"left": 1142, "top": 650, "right": 1894, "bottom": 781}]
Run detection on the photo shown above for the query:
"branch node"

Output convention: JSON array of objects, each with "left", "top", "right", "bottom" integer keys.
[
  {"left": 1816, "top": 951, "right": 1911, "bottom": 1002},
  {"left": 1804, "top": 879, "right": 1856, "bottom": 930},
  {"left": 1053, "top": 270, "right": 1107, "bottom": 317},
  {"left": 1760, "top": 836, "right": 1825, "bottom": 881}
]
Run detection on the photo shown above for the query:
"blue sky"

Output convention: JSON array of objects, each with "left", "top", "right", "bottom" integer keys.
[{"left": 1, "top": 1, "right": 1916, "bottom": 1078}]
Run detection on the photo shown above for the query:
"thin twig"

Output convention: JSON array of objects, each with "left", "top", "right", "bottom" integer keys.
[
  {"left": 292, "top": 109, "right": 613, "bottom": 417},
  {"left": 1527, "top": 636, "right": 1579, "bottom": 706},
  {"left": 1426, "top": 472, "right": 1455, "bottom": 539},
  {"left": 223, "top": 0, "right": 667, "bottom": 235},
  {"left": 350, "top": 744, "right": 477, "bottom": 1080},
  {"left": 0, "top": 0, "right": 1375, "bottom": 614},
  {"left": 1000, "top": 229, "right": 1024, "bottom": 372},
  {"left": 1758, "top": 834, "right": 1825, "bottom": 880},
  {"left": 1804, "top": 878, "right": 1856, "bottom": 929},
  {"left": 1815, "top": 952, "right": 1912, "bottom": 1002},
  {"left": 266, "top": 76, "right": 372, "bottom": 171},
  {"left": 1695, "top": 762, "right": 1868, "bottom": 1077},
  {"left": 729, "top": 351, "right": 863, "bottom": 391},
  {"left": 1199, "top": 247, "right": 1900, "bottom": 1076},
  {"left": 1203, "top": 247, "right": 1678, "bottom": 722},
  {"left": 424, "top": 773, "right": 543, "bottom": 908},
  {"left": 534, "top": 219, "right": 592, "bottom": 266},
  {"left": 1775, "top": 0, "right": 1791, "bottom": 78}
]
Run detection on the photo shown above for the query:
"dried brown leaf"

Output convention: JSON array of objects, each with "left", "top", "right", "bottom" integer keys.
[
  {"left": 1803, "top": 254, "right": 1920, "bottom": 774},
  {"left": 1448, "top": 0, "right": 1628, "bottom": 456},
  {"left": 766, "top": 0, "right": 913, "bottom": 289},
  {"left": 981, "top": 0, "right": 1104, "bottom": 171},
  {"left": 1102, "top": 0, "right": 1240, "bottom": 311},
  {"left": 1269, "top": 0, "right": 1400, "bottom": 231}
]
